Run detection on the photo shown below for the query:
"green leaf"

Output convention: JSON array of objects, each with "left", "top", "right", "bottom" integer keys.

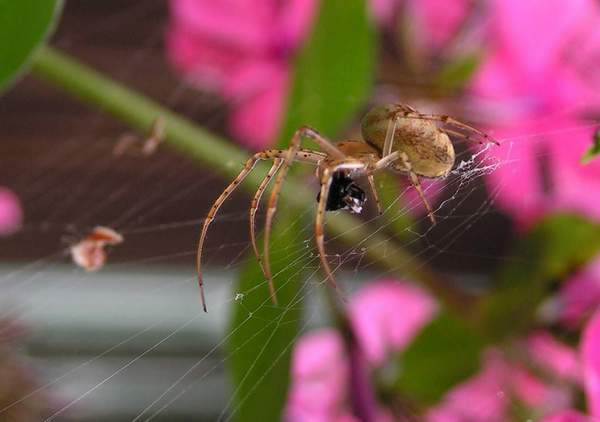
[
  {"left": 392, "top": 312, "right": 483, "bottom": 405},
  {"left": 435, "top": 53, "right": 480, "bottom": 93},
  {"left": 0, "top": 0, "right": 63, "bottom": 93},
  {"left": 277, "top": 0, "right": 376, "bottom": 147},
  {"left": 581, "top": 129, "right": 600, "bottom": 164},
  {"left": 227, "top": 213, "right": 308, "bottom": 422},
  {"left": 481, "top": 214, "right": 600, "bottom": 340},
  {"left": 376, "top": 171, "right": 415, "bottom": 240}
]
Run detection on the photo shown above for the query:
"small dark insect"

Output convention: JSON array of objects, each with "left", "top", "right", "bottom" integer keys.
[
  {"left": 196, "top": 103, "right": 499, "bottom": 311},
  {"left": 316, "top": 171, "right": 367, "bottom": 213}
]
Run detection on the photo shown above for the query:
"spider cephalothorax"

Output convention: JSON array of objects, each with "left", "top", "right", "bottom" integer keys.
[
  {"left": 196, "top": 103, "right": 499, "bottom": 311},
  {"left": 316, "top": 171, "right": 366, "bottom": 213}
]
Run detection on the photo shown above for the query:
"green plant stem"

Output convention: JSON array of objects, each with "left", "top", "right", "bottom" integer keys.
[{"left": 30, "top": 46, "right": 471, "bottom": 315}]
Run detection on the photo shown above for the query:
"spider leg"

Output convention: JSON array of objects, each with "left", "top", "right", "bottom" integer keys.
[
  {"left": 398, "top": 111, "right": 500, "bottom": 146},
  {"left": 398, "top": 152, "right": 436, "bottom": 224},
  {"left": 197, "top": 150, "right": 292, "bottom": 312},
  {"left": 373, "top": 150, "right": 401, "bottom": 170},
  {"left": 382, "top": 115, "right": 399, "bottom": 158},
  {"left": 373, "top": 151, "right": 436, "bottom": 224},
  {"left": 367, "top": 174, "right": 382, "bottom": 215},
  {"left": 249, "top": 158, "right": 283, "bottom": 305},
  {"left": 441, "top": 128, "right": 487, "bottom": 146},
  {"left": 315, "top": 167, "right": 345, "bottom": 295},
  {"left": 262, "top": 127, "right": 344, "bottom": 297}
]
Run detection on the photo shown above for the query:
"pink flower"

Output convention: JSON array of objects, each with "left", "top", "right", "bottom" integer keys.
[
  {"left": 0, "top": 187, "right": 22, "bottom": 236},
  {"left": 557, "top": 255, "right": 600, "bottom": 328},
  {"left": 541, "top": 410, "right": 590, "bottom": 422},
  {"left": 286, "top": 329, "right": 350, "bottom": 422},
  {"left": 426, "top": 351, "right": 510, "bottom": 422},
  {"left": 407, "top": 0, "right": 471, "bottom": 52},
  {"left": 349, "top": 279, "right": 437, "bottom": 366},
  {"left": 471, "top": 0, "right": 600, "bottom": 226},
  {"left": 166, "top": 0, "right": 317, "bottom": 149},
  {"left": 582, "top": 310, "right": 600, "bottom": 417},
  {"left": 541, "top": 308, "right": 600, "bottom": 420},
  {"left": 526, "top": 331, "right": 582, "bottom": 384},
  {"left": 286, "top": 279, "right": 435, "bottom": 420},
  {"left": 427, "top": 348, "right": 574, "bottom": 422}
]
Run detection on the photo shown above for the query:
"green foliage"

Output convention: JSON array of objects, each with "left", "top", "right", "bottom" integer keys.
[
  {"left": 277, "top": 0, "right": 375, "bottom": 147},
  {"left": 581, "top": 129, "right": 600, "bottom": 164},
  {"left": 481, "top": 214, "right": 600, "bottom": 340},
  {"left": 0, "top": 0, "right": 63, "bottom": 93},
  {"left": 376, "top": 172, "right": 415, "bottom": 240},
  {"left": 393, "top": 312, "right": 483, "bottom": 405},
  {"left": 436, "top": 53, "right": 480, "bottom": 92},
  {"left": 227, "top": 214, "right": 308, "bottom": 422}
]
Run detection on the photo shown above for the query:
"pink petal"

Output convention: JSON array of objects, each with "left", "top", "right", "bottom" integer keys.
[
  {"left": 369, "top": 0, "right": 401, "bottom": 25},
  {"left": 0, "top": 187, "right": 22, "bottom": 236},
  {"left": 165, "top": 25, "right": 244, "bottom": 91},
  {"left": 491, "top": 0, "right": 597, "bottom": 75},
  {"left": 526, "top": 331, "right": 582, "bottom": 383},
  {"left": 286, "top": 329, "right": 348, "bottom": 421},
  {"left": 540, "top": 410, "right": 591, "bottom": 422},
  {"left": 482, "top": 125, "right": 546, "bottom": 227},
  {"left": 582, "top": 310, "right": 600, "bottom": 417},
  {"left": 510, "top": 365, "right": 572, "bottom": 412},
  {"left": 227, "top": 63, "right": 289, "bottom": 149},
  {"left": 559, "top": 256, "right": 600, "bottom": 327},
  {"left": 409, "top": 0, "right": 470, "bottom": 50},
  {"left": 349, "top": 279, "right": 437, "bottom": 366},
  {"left": 276, "top": 0, "right": 319, "bottom": 50},
  {"left": 169, "top": 0, "right": 273, "bottom": 53},
  {"left": 426, "top": 350, "right": 509, "bottom": 422}
]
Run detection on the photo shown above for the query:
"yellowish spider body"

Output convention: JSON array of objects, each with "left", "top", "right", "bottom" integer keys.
[
  {"left": 361, "top": 104, "right": 456, "bottom": 178},
  {"left": 196, "top": 103, "right": 498, "bottom": 311}
]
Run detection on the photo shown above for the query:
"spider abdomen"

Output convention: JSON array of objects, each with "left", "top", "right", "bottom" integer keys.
[{"left": 361, "top": 104, "right": 456, "bottom": 178}]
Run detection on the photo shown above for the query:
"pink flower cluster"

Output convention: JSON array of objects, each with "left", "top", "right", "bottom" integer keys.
[
  {"left": 285, "top": 280, "right": 435, "bottom": 421},
  {"left": 166, "top": 0, "right": 318, "bottom": 149},
  {"left": 286, "top": 278, "right": 600, "bottom": 421},
  {"left": 471, "top": 0, "right": 600, "bottom": 227}
]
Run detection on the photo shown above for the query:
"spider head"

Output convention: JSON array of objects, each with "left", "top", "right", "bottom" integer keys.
[{"left": 317, "top": 171, "right": 366, "bottom": 214}]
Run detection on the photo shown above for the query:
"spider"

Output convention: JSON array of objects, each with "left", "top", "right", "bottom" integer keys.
[{"left": 196, "top": 104, "right": 498, "bottom": 311}]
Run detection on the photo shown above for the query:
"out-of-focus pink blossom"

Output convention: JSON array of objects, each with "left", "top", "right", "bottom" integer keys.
[
  {"left": 426, "top": 350, "right": 509, "bottom": 422},
  {"left": 349, "top": 279, "right": 437, "bottom": 366},
  {"left": 471, "top": 0, "right": 600, "bottom": 226},
  {"left": 286, "top": 329, "right": 350, "bottom": 422},
  {"left": 541, "top": 309, "right": 600, "bottom": 420},
  {"left": 286, "top": 279, "right": 435, "bottom": 420},
  {"left": 582, "top": 310, "right": 600, "bottom": 417},
  {"left": 427, "top": 347, "right": 575, "bottom": 422},
  {"left": 0, "top": 187, "right": 22, "bottom": 236},
  {"left": 558, "top": 255, "right": 600, "bottom": 328},
  {"left": 408, "top": 0, "right": 470, "bottom": 51},
  {"left": 526, "top": 331, "right": 581, "bottom": 384},
  {"left": 541, "top": 410, "right": 590, "bottom": 422},
  {"left": 511, "top": 364, "right": 572, "bottom": 412},
  {"left": 166, "top": 0, "right": 317, "bottom": 149}
]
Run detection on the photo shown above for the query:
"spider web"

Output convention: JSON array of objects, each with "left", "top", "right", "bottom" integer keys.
[{"left": 0, "top": 2, "right": 597, "bottom": 421}]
